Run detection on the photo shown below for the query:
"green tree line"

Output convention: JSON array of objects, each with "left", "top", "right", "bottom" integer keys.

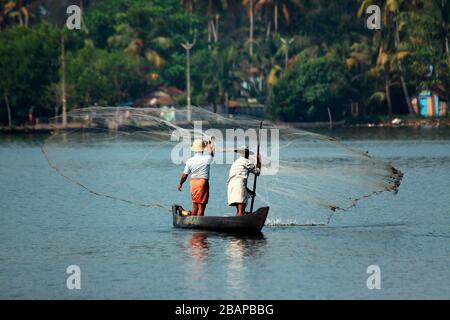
[{"left": 0, "top": 0, "right": 449, "bottom": 125}]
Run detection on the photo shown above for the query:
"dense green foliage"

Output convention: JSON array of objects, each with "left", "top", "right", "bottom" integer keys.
[
  {"left": 269, "top": 56, "right": 351, "bottom": 121},
  {"left": 0, "top": 0, "right": 449, "bottom": 125},
  {"left": 0, "top": 23, "right": 60, "bottom": 122},
  {"left": 66, "top": 45, "right": 148, "bottom": 107}
]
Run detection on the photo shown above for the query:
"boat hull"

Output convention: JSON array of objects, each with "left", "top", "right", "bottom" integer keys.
[{"left": 172, "top": 204, "right": 269, "bottom": 233}]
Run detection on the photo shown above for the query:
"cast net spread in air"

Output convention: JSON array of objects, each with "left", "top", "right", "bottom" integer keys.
[{"left": 42, "top": 106, "right": 402, "bottom": 226}]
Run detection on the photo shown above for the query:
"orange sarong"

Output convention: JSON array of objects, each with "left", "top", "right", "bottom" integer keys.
[{"left": 190, "top": 178, "right": 209, "bottom": 204}]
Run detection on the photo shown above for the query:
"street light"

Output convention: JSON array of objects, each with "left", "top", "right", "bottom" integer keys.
[{"left": 181, "top": 32, "right": 196, "bottom": 122}]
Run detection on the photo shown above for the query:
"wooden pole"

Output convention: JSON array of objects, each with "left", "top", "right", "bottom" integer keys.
[
  {"left": 249, "top": 0, "right": 254, "bottom": 57},
  {"left": 249, "top": 121, "right": 262, "bottom": 213},
  {"left": 186, "top": 45, "right": 191, "bottom": 121},
  {"left": 61, "top": 32, "right": 67, "bottom": 127}
]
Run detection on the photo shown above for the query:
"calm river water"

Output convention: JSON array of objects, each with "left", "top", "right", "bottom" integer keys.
[{"left": 0, "top": 127, "right": 449, "bottom": 299}]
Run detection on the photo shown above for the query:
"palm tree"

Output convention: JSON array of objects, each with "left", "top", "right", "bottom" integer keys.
[
  {"left": 181, "top": 0, "right": 195, "bottom": 13},
  {"left": 8, "top": 0, "right": 33, "bottom": 27},
  {"left": 255, "top": 0, "right": 304, "bottom": 35},
  {"left": 347, "top": 35, "right": 388, "bottom": 116},
  {"left": 359, "top": 0, "right": 416, "bottom": 115},
  {"left": 0, "top": 1, "right": 13, "bottom": 29},
  {"left": 242, "top": 0, "right": 255, "bottom": 56},
  {"left": 216, "top": 46, "right": 239, "bottom": 113},
  {"left": 432, "top": 0, "right": 450, "bottom": 65},
  {"left": 205, "top": 0, "right": 229, "bottom": 45},
  {"left": 0, "top": 0, "right": 29, "bottom": 29},
  {"left": 358, "top": 1, "right": 395, "bottom": 117},
  {"left": 201, "top": 46, "right": 240, "bottom": 113}
]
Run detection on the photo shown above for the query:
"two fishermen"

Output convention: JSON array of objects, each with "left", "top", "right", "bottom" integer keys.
[{"left": 178, "top": 139, "right": 260, "bottom": 216}]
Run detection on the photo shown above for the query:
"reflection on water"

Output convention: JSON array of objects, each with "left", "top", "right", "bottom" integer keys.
[
  {"left": 183, "top": 232, "right": 210, "bottom": 293},
  {"left": 224, "top": 234, "right": 267, "bottom": 297},
  {"left": 188, "top": 232, "right": 209, "bottom": 262},
  {"left": 225, "top": 237, "right": 247, "bottom": 295},
  {"left": 183, "top": 232, "right": 267, "bottom": 297}
]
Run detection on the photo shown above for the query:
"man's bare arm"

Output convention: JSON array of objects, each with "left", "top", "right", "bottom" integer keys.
[{"left": 178, "top": 173, "right": 188, "bottom": 192}]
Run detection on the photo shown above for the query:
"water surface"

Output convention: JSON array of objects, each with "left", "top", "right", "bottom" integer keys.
[{"left": 0, "top": 128, "right": 449, "bottom": 299}]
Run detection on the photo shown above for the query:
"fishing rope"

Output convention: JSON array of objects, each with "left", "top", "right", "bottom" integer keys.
[
  {"left": 41, "top": 137, "right": 170, "bottom": 212},
  {"left": 40, "top": 106, "right": 404, "bottom": 226}
]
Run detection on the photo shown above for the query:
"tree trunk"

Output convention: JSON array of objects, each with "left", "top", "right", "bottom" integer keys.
[
  {"left": 80, "top": 0, "right": 84, "bottom": 30},
  {"left": 266, "top": 21, "right": 271, "bottom": 37},
  {"left": 3, "top": 90, "right": 12, "bottom": 127},
  {"left": 17, "top": 0, "right": 23, "bottom": 25},
  {"left": 259, "top": 70, "right": 264, "bottom": 92},
  {"left": 249, "top": 0, "right": 254, "bottom": 57},
  {"left": 384, "top": 65, "right": 393, "bottom": 118},
  {"left": 208, "top": 20, "right": 212, "bottom": 50},
  {"left": 224, "top": 91, "right": 229, "bottom": 115},
  {"left": 445, "top": 35, "right": 450, "bottom": 66},
  {"left": 207, "top": 17, "right": 218, "bottom": 44},
  {"left": 399, "top": 73, "right": 414, "bottom": 114},
  {"left": 215, "top": 15, "right": 219, "bottom": 42},
  {"left": 22, "top": 6, "right": 29, "bottom": 27},
  {"left": 274, "top": 2, "right": 278, "bottom": 32},
  {"left": 285, "top": 41, "right": 289, "bottom": 69},
  {"left": 394, "top": 21, "right": 415, "bottom": 115},
  {"left": 327, "top": 107, "right": 333, "bottom": 129}
]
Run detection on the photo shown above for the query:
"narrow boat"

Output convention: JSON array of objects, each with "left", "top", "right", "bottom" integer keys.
[{"left": 172, "top": 204, "right": 269, "bottom": 233}]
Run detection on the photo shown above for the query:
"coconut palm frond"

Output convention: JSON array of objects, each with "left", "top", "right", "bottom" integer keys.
[{"left": 368, "top": 91, "right": 386, "bottom": 103}]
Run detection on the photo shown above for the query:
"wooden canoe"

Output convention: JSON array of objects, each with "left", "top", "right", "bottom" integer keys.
[{"left": 172, "top": 204, "right": 269, "bottom": 233}]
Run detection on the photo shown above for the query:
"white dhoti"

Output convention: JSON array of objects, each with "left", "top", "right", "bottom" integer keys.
[{"left": 227, "top": 177, "right": 248, "bottom": 206}]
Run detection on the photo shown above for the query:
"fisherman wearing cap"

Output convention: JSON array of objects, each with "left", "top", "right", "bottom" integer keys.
[
  {"left": 227, "top": 146, "right": 261, "bottom": 216},
  {"left": 178, "top": 138, "right": 214, "bottom": 216}
]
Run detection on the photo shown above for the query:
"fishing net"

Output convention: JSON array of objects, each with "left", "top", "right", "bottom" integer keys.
[{"left": 42, "top": 106, "right": 402, "bottom": 225}]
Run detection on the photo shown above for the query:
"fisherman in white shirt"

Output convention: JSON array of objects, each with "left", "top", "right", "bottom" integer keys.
[
  {"left": 178, "top": 138, "right": 214, "bottom": 216},
  {"left": 227, "top": 146, "right": 261, "bottom": 216}
]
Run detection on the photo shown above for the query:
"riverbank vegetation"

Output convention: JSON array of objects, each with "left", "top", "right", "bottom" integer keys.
[{"left": 0, "top": 0, "right": 449, "bottom": 126}]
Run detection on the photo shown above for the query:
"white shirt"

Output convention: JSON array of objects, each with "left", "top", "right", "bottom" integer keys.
[
  {"left": 228, "top": 156, "right": 260, "bottom": 183},
  {"left": 183, "top": 152, "right": 214, "bottom": 179}
]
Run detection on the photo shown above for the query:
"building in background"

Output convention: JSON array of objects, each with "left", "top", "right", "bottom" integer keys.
[
  {"left": 412, "top": 91, "right": 448, "bottom": 117},
  {"left": 133, "top": 86, "right": 183, "bottom": 109}
]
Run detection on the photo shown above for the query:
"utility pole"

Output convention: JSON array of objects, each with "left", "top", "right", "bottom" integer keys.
[
  {"left": 61, "top": 32, "right": 67, "bottom": 127},
  {"left": 181, "top": 35, "right": 196, "bottom": 122},
  {"left": 281, "top": 37, "right": 294, "bottom": 69}
]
